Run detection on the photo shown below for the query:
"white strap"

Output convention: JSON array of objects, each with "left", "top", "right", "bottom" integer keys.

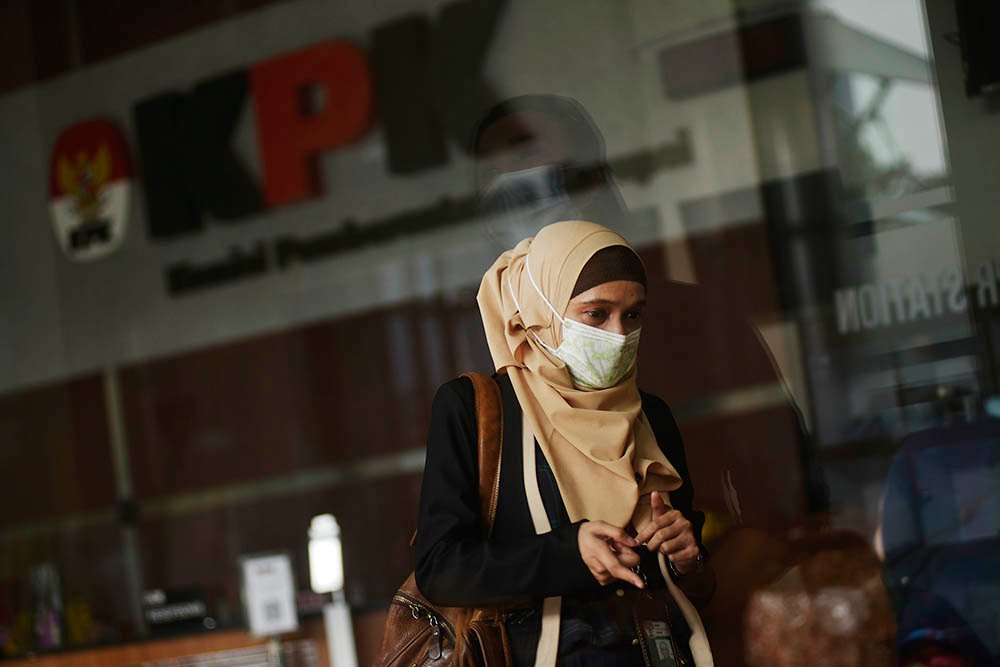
[
  {"left": 524, "top": 257, "right": 564, "bottom": 324},
  {"left": 523, "top": 423, "right": 714, "bottom": 666},
  {"left": 522, "top": 420, "right": 561, "bottom": 667},
  {"left": 508, "top": 270, "right": 555, "bottom": 359},
  {"left": 507, "top": 272, "right": 523, "bottom": 314},
  {"left": 657, "top": 494, "right": 715, "bottom": 667}
]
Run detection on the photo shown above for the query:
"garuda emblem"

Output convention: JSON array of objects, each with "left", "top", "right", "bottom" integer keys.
[{"left": 49, "top": 119, "right": 132, "bottom": 261}]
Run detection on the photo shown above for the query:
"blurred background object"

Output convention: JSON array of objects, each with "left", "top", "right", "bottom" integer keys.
[{"left": 743, "top": 531, "right": 896, "bottom": 667}]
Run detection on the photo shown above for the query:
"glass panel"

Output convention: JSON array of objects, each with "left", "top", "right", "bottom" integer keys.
[{"left": 1, "top": 0, "right": 997, "bottom": 664}]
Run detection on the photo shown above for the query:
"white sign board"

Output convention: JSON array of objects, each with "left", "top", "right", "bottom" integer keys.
[{"left": 240, "top": 552, "right": 299, "bottom": 637}]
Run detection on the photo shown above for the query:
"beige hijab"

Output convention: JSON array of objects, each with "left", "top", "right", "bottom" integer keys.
[{"left": 476, "top": 220, "right": 682, "bottom": 529}]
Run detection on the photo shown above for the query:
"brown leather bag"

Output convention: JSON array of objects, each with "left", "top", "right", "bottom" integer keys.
[{"left": 376, "top": 372, "right": 512, "bottom": 667}]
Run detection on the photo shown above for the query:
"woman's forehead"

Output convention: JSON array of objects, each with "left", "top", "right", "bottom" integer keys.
[{"left": 568, "top": 280, "right": 646, "bottom": 304}]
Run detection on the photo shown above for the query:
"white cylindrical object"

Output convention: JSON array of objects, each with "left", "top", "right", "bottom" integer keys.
[
  {"left": 309, "top": 514, "right": 344, "bottom": 594},
  {"left": 324, "top": 598, "right": 358, "bottom": 667}
]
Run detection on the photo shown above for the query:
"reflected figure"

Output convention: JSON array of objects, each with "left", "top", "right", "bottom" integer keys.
[
  {"left": 471, "top": 94, "right": 630, "bottom": 250},
  {"left": 881, "top": 419, "right": 1000, "bottom": 665}
]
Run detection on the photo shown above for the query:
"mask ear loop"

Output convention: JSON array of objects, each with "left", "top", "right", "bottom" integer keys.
[
  {"left": 523, "top": 257, "right": 565, "bottom": 325},
  {"left": 507, "top": 259, "right": 563, "bottom": 357},
  {"left": 506, "top": 271, "right": 523, "bottom": 314}
]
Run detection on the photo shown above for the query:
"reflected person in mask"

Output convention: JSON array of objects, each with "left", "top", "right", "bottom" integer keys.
[{"left": 472, "top": 94, "right": 631, "bottom": 251}]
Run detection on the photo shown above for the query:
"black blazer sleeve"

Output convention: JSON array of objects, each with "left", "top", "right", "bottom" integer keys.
[{"left": 414, "top": 379, "right": 597, "bottom": 607}]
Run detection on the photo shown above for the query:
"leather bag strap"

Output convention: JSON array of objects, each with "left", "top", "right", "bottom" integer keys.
[{"left": 461, "top": 372, "right": 504, "bottom": 538}]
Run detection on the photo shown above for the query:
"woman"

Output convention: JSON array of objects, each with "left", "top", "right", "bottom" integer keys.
[{"left": 415, "top": 221, "right": 715, "bottom": 666}]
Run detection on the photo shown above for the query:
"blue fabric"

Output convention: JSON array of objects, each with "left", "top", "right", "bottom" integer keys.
[{"left": 882, "top": 418, "right": 1000, "bottom": 662}]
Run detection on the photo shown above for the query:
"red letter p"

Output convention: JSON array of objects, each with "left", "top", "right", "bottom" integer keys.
[{"left": 250, "top": 41, "right": 374, "bottom": 207}]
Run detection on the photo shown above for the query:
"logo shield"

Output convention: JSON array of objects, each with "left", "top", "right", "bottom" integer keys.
[{"left": 49, "top": 118, "right": 133, "bottom": 261}]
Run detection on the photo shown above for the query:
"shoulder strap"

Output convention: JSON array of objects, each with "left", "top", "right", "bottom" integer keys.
[{"left": 461, "top": 372, "right": 504, "bottom": 538}]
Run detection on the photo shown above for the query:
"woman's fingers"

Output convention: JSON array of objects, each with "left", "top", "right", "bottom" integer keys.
[
  {"left": 589, "top": 521, "right": 638, "bottom": 547},
  {"left": 651, "top": 490, "right": 668, "bottom": 516},
  {"left": 584, "top": 554, "right": 611, "bottom": 584},
  {"left": 599, "top": 537, "right": 643, "bottom": 587},
  {"left": 635, "top": 510, "right": 685, "bottom": 546},
  {"left": 634, "top": 509, "right": 681, "bottom": 544},
  {"left": 613, "top": 545, "right": 641, "bottom": 568},
  {"left": 578, "top": 521, "right": 644, "bottom": 587},
  {"left": 646, "top": 525, "right": 684, "bottom": 553},
  {"left": 599, "top": 550, "right": 644, "bottom": 588},
  {"left": 645, "top": 518, "right": 693, "bottom": 553},
  {"left": 581, "top": 516, "right": 700, "bottom": 585},
  {"left": 658, "top": 533, "right": 696, "bottom": 556}
]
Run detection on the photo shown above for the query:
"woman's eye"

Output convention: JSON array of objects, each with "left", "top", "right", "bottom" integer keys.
[
  {"left": 585, "top": 310, "right": 606, "bottom": 320},
  {"left": 625, "top": 311, "right": 643, "bottom": 320}
]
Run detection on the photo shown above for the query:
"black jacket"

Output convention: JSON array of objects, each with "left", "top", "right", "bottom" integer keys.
[{"left": 414, "top": 373, "right": 706, "bottom": 607}]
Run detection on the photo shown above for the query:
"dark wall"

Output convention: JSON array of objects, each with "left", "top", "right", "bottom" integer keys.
[{"left": 0, "top": 0, "right": 292, "bottom": 96}]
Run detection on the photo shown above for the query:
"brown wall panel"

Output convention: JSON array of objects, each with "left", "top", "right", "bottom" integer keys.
[
  {"left": 293, "top": 307, "right": 439, "bottom": 463},
  {"left": 120, "top": 297, "right": 490, "bottom": 499},
  {"left": 121, "top": 328, "right": 322, "bottom": 499},
  {"left": 684, "top": 222, "right": 783, "bottom": 325},
  {"left": 678, "top": 405, "right": 807, "bottom": 530},
  {"left": 0, "top": 0, "right": 40, "bottom": 95},
  {"left": 75, "top": 0, "right": 291, "bottom": 66},
  {"left": 0, "top": 0, "right": 289, "bottom": 94},
  {"left": 137, "top": 473, "right": 422, "bottom": 614},
  {"left": 637, "top": 277, "right": 782, "bottom": 404},
  {"left": 0, "top": 0, "right": 72, "bottom": 96},
  {"left": 0, "top": 375, "right": 115, "bottom": 527},
  {"left": 636, "top": 227, "right": 787, "bottom": 403}
]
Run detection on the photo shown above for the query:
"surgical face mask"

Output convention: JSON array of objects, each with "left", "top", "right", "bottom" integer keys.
[
  {"left": 479, "top": 164, "right": 598, "bottom": 248},
  {"left": 509, "top": 259, "right": 641, "bottom": 390}
]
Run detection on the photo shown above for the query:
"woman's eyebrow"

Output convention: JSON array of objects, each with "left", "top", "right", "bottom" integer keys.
[{"left": 577, "top": 298, "right": 646, "bottom": 307}]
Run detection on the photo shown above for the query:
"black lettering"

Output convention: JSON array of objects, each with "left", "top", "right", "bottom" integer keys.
[
  {"left": 134, "top": 92, "right": 202, "bottom": 238},
  {"left": 372, "top": 15, "right": 448, "bottom": 174},
  {"left": 274, "top": 195, "right": 478, "bottom": 269},
  {"left": 69, "top": 220, "right": 112, "bottom": 249},
  {"left": 431, "top": 0, "right": 505, "bottom": 154},
  {"left": 134, "top": 71, "right": 262, "bottom": 240},
  {"left": 187, "top": 71, "right": 263, "bottom": 221},
  {"left": 166, "top": 242, "right": 269, "bottom": 295}
]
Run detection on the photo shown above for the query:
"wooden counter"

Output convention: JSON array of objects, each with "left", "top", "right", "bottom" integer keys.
[
  {"left": 3, "top": 620, "right": 329, "bottom": 667},
  {"left": 3, "top": 610, "right": 389, "bottom": 667}
]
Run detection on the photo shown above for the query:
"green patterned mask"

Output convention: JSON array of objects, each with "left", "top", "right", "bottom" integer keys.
[
  {"left": 513, "top": 258, "right": 641, "bottom": 390},
  {"left": 545, "top": 317, "right": 641, "bottom": 389}
]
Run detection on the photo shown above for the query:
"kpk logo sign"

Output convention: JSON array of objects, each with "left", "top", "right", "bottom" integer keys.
[
  {"left": 49, "top": 119, "right": 133, "bottom": 261},
  {"left": 42, "top": 1, "right": 691, "bottom": 294},
  {"left": 46, "top": 0, "right": 503, "bottom": 274}
]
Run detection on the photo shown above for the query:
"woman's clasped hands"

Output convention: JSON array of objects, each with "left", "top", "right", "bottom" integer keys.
[
  {"left": 578, "top": 491, "right": 699, "bottom": 587},
  {"left": 577, "top": 520, "right": 644, "bottom": 588},
  {"left": 635, "top": 491, "right": 699, "bottom": 575}
]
